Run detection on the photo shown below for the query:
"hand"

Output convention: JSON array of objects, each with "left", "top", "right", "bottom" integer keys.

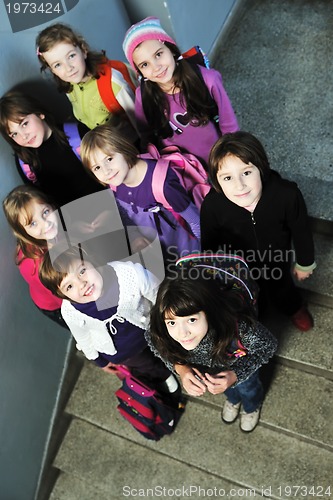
[
  {"left": 130, "top": 236, "right": 152, "bottom": 253},
  {"left": 204, "top": 370, "right": 238, "bottom": 395},
  {"left": 293, "top": 268, "right": 313, "bottom": 281},
  {"left": 101, "top": 362, "right": 122, "bottom": 375},
  {"left": 175, "top": 365, "right": 206, "bottom": 397}
]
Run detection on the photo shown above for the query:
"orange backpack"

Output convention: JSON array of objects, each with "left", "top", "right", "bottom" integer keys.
[{"left": 97, "top": 60, "right": 137, "bottom": 114}]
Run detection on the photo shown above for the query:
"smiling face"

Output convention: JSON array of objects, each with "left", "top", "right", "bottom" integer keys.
[
  {"left": 7, "top": 114, "right": 51, "bottom": 148},
  {"left": 42, "top": 42, "right": 88, "bottom": 84},
  {"left": 217, "top": 154, "right": 263, "bottom": 208},
  {"left": 132, "top": 39, "right": 176, "bottom": 91},
  {"left": 89, "top": 147, "right": 131, "bottom": 186},
  {"left": 19, "top": 200, "right": 58, "bottom": 241},
  {"left": 59, "top": 259, "right": 104, "bottom": 303},
  {"left": 164, "top": 310, "right": 208, "bottom": 351}
]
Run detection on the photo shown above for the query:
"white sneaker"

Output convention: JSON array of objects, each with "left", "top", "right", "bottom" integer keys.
[
  {"left": 222, "top": 400, "right": 241, "bottom": 423},
  {"left": 163, "top": 374, "right": 179, "bottom": 393},
  {"left": 240, "top": 408, "right": 261, "bottom": 432}
]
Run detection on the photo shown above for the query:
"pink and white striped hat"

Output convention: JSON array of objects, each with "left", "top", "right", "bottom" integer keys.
[{"left": 123, "top": 16, "right": 176, "bottom": 71}]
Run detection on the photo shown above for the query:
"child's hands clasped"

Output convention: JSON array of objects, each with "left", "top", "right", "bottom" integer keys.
[
  {"left": 176, "top": 365, "right": 238, "bottom": 397},
  {"left": 204, "top": 370, "right": 238, "bottom": 395},
  {"left": 176, "top": 365, "right": 207, "bottom": 397}
]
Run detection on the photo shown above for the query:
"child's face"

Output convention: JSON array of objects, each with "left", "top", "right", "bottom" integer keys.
[
  {"left": 42, "top": 42, "right": 88, "bottom": 84},
  {"left": 7, "top": 114, "right": 51, "bottom": 148},
  {"left": 19, "top": 200, "right": 58, "bottom": 241},
  {"left": 164, "top": 311, "right": 208, "bottom": 351},
  {"left": 217, "top": 154, "right": 263, "bottom": 208},
  {"left": 133, "top": 40, "right": 176, "bottom": 90},
  {"left": 89, "top": 148, "right": 131, "bottom": 186},
  {"left": 59, "top": 259, "right": 104, "bottom": 303}
]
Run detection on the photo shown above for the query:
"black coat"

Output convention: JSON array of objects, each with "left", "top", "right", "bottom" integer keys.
[{"left": 200, "top": 170, "right": 315, "bottom": 270}]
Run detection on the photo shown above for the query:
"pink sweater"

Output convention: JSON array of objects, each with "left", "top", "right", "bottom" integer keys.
[{"left": 18, "top": 250, "right": 62, "bottom": 310}]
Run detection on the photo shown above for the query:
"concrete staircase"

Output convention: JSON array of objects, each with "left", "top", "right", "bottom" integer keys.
[
  {"left": 44, "top": 252, "right": 333, "bottom": 500},
  {"left": 41, "top": 1, "right": 333, "bottom": 498}
]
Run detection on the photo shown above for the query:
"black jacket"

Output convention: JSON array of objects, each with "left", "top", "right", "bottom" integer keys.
[{"left": 200, "top": 170, "right": 315, "bottom": 269}]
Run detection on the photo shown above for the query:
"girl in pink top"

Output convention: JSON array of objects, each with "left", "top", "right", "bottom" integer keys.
[{"left": 3, "top": 185, "right": 67, "bottom": 328}]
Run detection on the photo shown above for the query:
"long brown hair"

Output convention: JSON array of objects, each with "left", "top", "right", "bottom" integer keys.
[
  {"left": 2, "top": 185, "right": 57, "bottom": 263},
  {"left": 139, "top": 42, "right": 218, "bottom": 142},
  {"left": 36, "top": 23, "right": 108, "bottom": 93},
  {"left": 0, "top": 90, "right": 68, "bottom": 169}
]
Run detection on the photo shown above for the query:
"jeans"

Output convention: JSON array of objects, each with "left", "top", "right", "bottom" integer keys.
[{"left": 224, "top": 369, "right": 263, "bottom": 413}]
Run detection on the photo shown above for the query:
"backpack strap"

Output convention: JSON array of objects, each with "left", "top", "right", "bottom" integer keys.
[
  {"left": 182, "top": 45, "right": 211, "bottom": 69},
  {"left": 151, "top": 158, "right": 172, "bottom": 210},
  {"left": 17, "top": 122, "right": 81, "bottom": 183},
  {"left": 18, "top": 157, "right": 37, "bottom": 183},
  {"left": 97, "top": 60, "right": 136, "bottom": 114},
  {"left": 63, "top": 122, "right": 81, "bottom": 160}
]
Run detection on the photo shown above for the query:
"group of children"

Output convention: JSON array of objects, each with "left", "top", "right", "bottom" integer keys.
[{"left": 1, "top": 16, "right": 316, "bottom": 433}]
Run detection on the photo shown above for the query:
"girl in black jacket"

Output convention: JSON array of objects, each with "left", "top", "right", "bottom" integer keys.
[{"left": 200, "top": 131, "right": 316, "bottom": 331}]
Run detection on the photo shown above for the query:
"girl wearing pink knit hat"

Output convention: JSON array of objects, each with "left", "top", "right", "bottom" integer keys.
[{"left": 123, "top": 17, "right": 239, "bottom": 167}]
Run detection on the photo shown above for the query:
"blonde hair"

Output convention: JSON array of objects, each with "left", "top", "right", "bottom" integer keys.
[
  {"left": 2, "top": 185, "right": 56, "bottom": 262},
  {"left": 80, "top": 124, "right": 139, "bottom": 183}
]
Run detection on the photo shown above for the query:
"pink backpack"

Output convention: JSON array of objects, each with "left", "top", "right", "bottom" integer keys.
[{"left": 140, "top": 143, "right": 211, "bottom": 210}]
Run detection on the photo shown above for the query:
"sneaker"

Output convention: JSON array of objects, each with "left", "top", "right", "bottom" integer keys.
[
  {"left": 221, "top": 400, "right": 241, "bottom": 423},
  {"left": 159, "top": 374, "right": 179, "bottom": 393},
  {"left": 291, "top": 306, "right": 314, "bottom": 332},
  {"left": 240, "top": 408, "right": 260, "bottom": 432}
]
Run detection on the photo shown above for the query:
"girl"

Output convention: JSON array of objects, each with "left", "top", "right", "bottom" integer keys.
[
  {"left": 148, "top": 271, "right": 277, "bottom": 432},
  {"left": 122, "top": 16, "right": 239, "bottom": 165},
  {"left": 0, "top": 90, "right": 103, "bottom": 206},
  {"left": 39, "top": 245, "right": 179, "bottom": 394},
  {"left": 80, "top": 124, "right": 201, "bottom": 271},
  {"left": 200, "top": 131, "right": 316, "bottom": 331},
  {"left": 36, "top": 22, "right": 138, "bottom": 141},
  {"left": 2, "top": 185, "right": 67, "bottom": 328}
]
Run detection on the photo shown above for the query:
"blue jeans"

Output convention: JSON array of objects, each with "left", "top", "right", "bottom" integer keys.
[{"left": 224, "top": 369, "right": 263, "bottom": 413}]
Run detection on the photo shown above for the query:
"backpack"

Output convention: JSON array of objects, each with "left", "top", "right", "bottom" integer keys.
[
  {"left": 97, "top": 60, "right": 137, "bottom": 114},
  {"left": 176, "top": 253, "right": 259, "bottom": 315},
  {"left": 140, "top": 143, "right": 211, "bottom": 210},
  {"left": 17, "top": 122, "right": 81, "bottom": 184},
  {"left": 115, "top": 366, "right": 185, "bottom": 441}
]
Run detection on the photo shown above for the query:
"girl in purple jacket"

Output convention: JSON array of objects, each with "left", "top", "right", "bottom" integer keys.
[{"left": 122, "top": 17, "right": 239, "bottom": 167}]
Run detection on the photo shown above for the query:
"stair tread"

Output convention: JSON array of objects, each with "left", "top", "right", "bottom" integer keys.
[
  {"left": 54, "top": 410, "right": 332, "bottom": 498},
  {"left": 261, "top": 302, "right": 333, "bottom": 376},
  {"left": 49, "top": 471, "right": 105, "bottom": 500},
  {"left": 65, "top": 358, "right": 332, "bottom": 449}
]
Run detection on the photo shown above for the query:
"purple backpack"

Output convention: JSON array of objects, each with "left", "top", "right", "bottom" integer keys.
[{"left": 115, "top": 366, "right": 185, "bottom": 441}]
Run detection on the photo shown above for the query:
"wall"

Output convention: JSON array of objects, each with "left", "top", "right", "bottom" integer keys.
[
  {"left": 0, "top": 1, "right": 131, "bottom": 499},
  {"left": 122, "top": 0, "right": 236, "bottom": 53}
]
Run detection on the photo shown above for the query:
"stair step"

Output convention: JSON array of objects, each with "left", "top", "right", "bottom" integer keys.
[
  {"left": 54, "top": 407, "right": 332, "bottom": 499},
  {"left": 261, "top": 302, "right": 333, "bottom": 379},
  {"left": 53, "top": 418, "right": 241, "bottom": 498},
  {"left": 65, "top": 359, "right": 332, "bottom": 450},
  {"left": 49, "top": 471, "right": 105, "bottom": 500},
  {"left": 195, "top": 365, "right": 333, "bottom": 450}
]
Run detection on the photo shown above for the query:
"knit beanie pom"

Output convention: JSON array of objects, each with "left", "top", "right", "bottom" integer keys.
[{"left": 123, "top": 16, "right": 176, "bottom": 71}]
